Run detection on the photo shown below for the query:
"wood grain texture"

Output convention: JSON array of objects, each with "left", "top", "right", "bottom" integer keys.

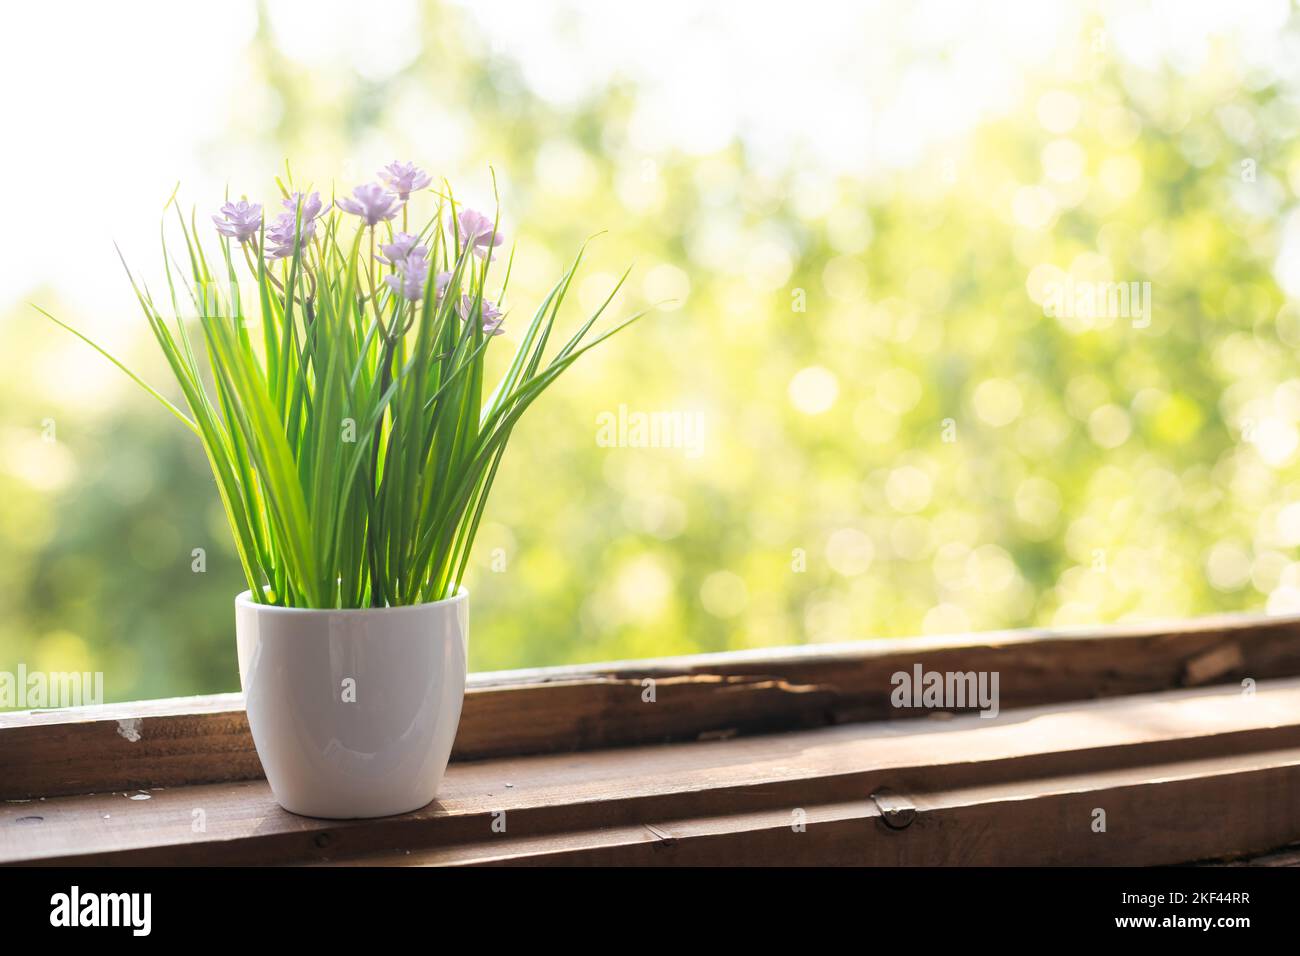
[
  {"left": 3, "top": 611, "right": 1300, "bottom": 800},
  {"left": 1210, "top": 844, "right": 1300, "bottom": 866},
  {"left": 5, "top": 677, "right": 1300, "bottom": 866}
]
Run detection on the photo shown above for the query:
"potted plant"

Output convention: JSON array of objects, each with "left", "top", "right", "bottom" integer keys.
[{"left": 39, "top": 161, "right": 643, "bottom": 818}]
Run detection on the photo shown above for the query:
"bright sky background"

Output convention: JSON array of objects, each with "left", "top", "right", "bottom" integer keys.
[{"left": 0, "top": 0, "right": 1291, "bottom": 325}]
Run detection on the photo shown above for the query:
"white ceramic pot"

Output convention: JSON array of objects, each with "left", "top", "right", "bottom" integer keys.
[{"left": 235, "top": 589, "right": 468, "bottom": 819}]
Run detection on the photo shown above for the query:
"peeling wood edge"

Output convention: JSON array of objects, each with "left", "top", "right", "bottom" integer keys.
[{"left": 3, "top": 611, "right": 1300, "bottom": 800}]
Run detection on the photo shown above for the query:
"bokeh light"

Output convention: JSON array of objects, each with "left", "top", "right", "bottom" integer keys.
[{"left": 4, "top": 0, "right": 1300, "bottom": 704}]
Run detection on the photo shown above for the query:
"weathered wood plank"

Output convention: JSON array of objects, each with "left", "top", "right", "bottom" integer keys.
[
  {"left": 1210, "top": 844, "right": 1300, "bottom": 866},
  {"left": 355, "top": 757, "right": 1300, "bottom": 866},
  {"left": 3, "top": 611, "right": 1300, "bottom": 800},
  {"left": 5, "top": 677, "right": 1300, "bottom": 866}
]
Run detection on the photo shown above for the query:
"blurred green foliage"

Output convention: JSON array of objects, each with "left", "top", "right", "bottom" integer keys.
[{"left": 4, "top": 2, "right": 1300, "bottom": 704}]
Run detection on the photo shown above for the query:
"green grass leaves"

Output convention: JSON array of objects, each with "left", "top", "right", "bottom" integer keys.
[{"left": 40, "top": 174, "right": 642, "bottom": 608}]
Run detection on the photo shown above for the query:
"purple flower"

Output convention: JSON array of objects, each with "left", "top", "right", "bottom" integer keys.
[
  {"left": 283, "top": 191, "right": 323, "bottom": 223},
  {"left": 265, "top": 211, "right": 317, "bottom": 261},
  {"left": 213, "top": 200, "right": 262, "bottom": 243},
  {"left": 383, "top": 247, "right": 430, "bottom": 302},
  {"left": 456, "top": 295, "right": 505, "bottom": 335},
  {"left": 335, "top": 183, "right": 402, "bottom": 226},
  {"left": 378, "top": 161, "right": 432, "bottom": 201},
  {"left": 435, "top": 271, "right": 452, "bottom": 300},
  {"left": 456, "top": 208, "right": 504, "bottom": 259},
  {"left": 378, "top": 232, "right": 421, "bottom": 266}
]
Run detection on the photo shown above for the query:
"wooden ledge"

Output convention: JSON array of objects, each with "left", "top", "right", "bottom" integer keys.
[
  {"left": 5, "top": 678, "right": 1300, "bottom": 866},
  {"left": 4, "top": 611, "right": 1300, "bottom": 802}
]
